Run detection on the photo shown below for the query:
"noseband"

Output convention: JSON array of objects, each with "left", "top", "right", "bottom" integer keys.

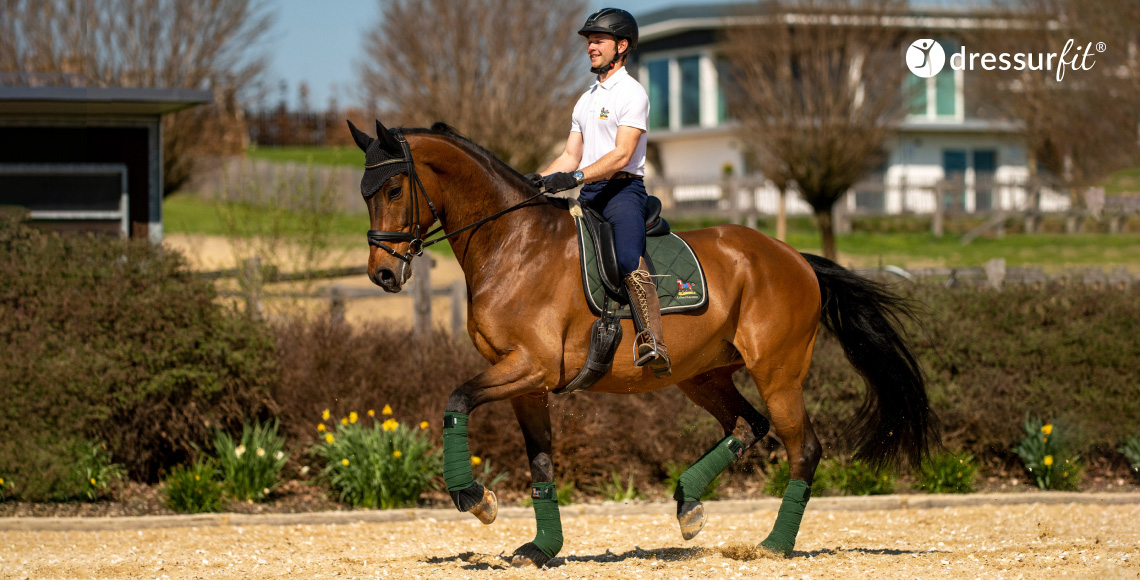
[{"left": 363, "top": 130, "right": 548, "bottom": 264}]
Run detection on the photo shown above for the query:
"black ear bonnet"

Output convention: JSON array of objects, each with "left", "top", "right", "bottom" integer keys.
[{"left": 348, "top": 120, "right": 409, "bottom": 199}]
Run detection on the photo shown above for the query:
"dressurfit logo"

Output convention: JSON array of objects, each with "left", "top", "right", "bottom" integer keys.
[{"left": 906, "top": 39, "right": 1105, "bottom": 82}]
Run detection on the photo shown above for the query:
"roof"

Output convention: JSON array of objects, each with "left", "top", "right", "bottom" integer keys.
[
  {"left": 0, "top": 86, "right": 213, "bottom": 117},
  {"left": 637, "top": 1, "right": 1015, "bottom": 44}
]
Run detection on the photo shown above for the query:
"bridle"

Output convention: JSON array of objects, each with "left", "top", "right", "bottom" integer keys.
[{"left": 364, "top": 130, "right": 547, "bottom": 264}]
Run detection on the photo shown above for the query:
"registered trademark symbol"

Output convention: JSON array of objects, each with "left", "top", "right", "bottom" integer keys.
[{"left": 1096, "top": 42, "right": 1107, "bottom": 53}]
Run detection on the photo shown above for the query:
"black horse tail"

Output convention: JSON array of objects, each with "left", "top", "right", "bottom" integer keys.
[{"left": 801, "top": 253, "right": 938, "bottom": 469}]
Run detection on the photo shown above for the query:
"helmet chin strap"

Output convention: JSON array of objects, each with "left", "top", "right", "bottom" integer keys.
[{"left": 590, "top": 47, "right": 628, "bottom": 75}]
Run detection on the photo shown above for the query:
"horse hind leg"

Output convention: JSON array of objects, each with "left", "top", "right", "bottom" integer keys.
[
  {"left": 673, "top": 367, "right": 771, "bottom": 540},
  {"left": 747, "top": 359, "right": 822, "bottom": 557}
]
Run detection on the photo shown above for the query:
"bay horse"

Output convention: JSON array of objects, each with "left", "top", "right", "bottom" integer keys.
[{"left": 348, "top": 119, "right": 935, "bottom": 567}]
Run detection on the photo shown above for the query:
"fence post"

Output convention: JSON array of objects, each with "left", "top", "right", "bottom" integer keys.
[
  {"left": 984, "top": 258, "right": 1006, "bottom": 290},
  {"left": 329, "top": 285, "right": 346, "bottom": 324},
  {"left": 931, "top": 184, "right": 945, "bottom": 238},
  {"left": 413, "top": 255, "right": 434, "bottom": 335},
  {"left": 450, "top": 279, "right": 466, "bottom": 338},
  {"left": 243, "top": 256, "right": 263, "bottom": 319}
]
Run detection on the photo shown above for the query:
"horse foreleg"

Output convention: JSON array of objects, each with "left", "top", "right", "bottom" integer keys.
[
  {"left": 508, "top": 392, "right": 563, "bottom": 568},
  {"left": 673, "top": 367, "right": 771, "bottom": 540},
  {"left": 442, "top": 353, "right": 546, "bottom": 524}
]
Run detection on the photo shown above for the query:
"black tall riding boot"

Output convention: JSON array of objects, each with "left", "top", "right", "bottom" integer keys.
[{"left": 623, "top": 257, "right": 671, "bottom": 378}]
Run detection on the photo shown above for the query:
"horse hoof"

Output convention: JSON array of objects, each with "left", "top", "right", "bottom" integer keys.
[
  {"left": 468, "top": 487, "right": 497, "bottom": 524},
  {"left": 510, "top": 542, "right": 550, "bottom": 568},
  {"left": 677, "top": 500, "right": 706, "bottom": 540}
]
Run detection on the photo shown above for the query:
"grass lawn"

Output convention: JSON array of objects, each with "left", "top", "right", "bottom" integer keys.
[
  {"left": 246, "top": 145, "right": 364, "bottom": 168},
  {"left": 165, "top": 195, "right": 1136, "bottom": 270},
  {"left": 1103, "top": 166, "right": 1140, "bottom": 196}
]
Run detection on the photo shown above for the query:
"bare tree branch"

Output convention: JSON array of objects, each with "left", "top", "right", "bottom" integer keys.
[
  {"left": 0, "top": 0, "right": 273, "bottom": 195},
  {"left": 723, "top": 0, "right": 910, "bottom": 259},
  {"left": 358, "top": 0, "right": 587, "bottom": 172}
]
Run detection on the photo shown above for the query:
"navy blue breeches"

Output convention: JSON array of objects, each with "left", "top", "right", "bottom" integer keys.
[{"left": 579, "top": 177, "right": 648, "bottom": 277}]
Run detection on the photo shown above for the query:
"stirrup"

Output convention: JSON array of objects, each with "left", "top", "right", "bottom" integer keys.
[{"left": 632, "top": 330, "right": 671, "bottom": 377}]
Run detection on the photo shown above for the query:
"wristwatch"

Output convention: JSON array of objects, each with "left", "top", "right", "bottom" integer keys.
[{"left": 572, "top": 170, "right": 585, "bottom": 185}]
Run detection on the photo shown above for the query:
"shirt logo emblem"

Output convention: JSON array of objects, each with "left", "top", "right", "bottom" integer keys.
[{"left": 598, "top": 107, "right": 610, "bottom": 120}]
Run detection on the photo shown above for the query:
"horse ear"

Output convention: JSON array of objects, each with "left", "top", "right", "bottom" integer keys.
[
  {"left": 346, "top": 120, "right": 374, "bottom": 152},
  {"left": 375, "top": 119, "right": 402, "bottom": 154}
]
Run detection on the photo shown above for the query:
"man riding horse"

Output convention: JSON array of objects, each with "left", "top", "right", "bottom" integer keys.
[{"left": 526, "top": 8, "right": 671, "bottom": 378}]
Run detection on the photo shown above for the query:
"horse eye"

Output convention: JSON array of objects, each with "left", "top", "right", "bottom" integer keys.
[{"left": 387, "top": 186, "right": 402, "bottom": 201}]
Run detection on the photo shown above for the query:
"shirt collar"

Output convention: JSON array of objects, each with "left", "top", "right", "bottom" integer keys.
[{"left": 593, "top": 66, "right": 630, "bottom": 91}]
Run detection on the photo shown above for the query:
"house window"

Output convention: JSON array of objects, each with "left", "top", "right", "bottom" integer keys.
[
  {"left": 678, "top": 55, "right": 702, "bottom": 127},
  {"left": 907, "top": 39, "right": 961, "bottom": 120},
  {"left": 647, "top": 59, "right": 670, "bottom": 130},
  {"left": 973, "top": 150, "right": 997, "bottom": 211}
]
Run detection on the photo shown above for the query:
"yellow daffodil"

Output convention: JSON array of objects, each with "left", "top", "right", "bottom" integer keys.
[
  {"left": 350, "top": 412, "right": 359, "bottom": 424},
  {"left": 1041, "top": 424, "right": 1053, "bottom": 435},
  {"left": 235, "top": 445, "right": 246, "bottom": 458},
  {"left": 382, "top": 404, "right": 393, "bottom": 415},
  {"left": 90, "top": 478, "right": 96, "bottom": 485},
  {"left": 368, "top": 409, "right": 375, "bottom": 417},
  {"left": 471, "top": 456, "right": 482, "bottom": 466},
  {"left": 382, "top": 418, "right": 399, "bottom": 432},
  {"left": 0, "top": 477, "right": 5, "bottom": 485},
  {"left": 340, "top": 417, "right": 348, "bottom": 426},
  {"left": 325, "top": 434, "right": 335, "bottom": 444},
  {"left": 420, "top": 421, "right": 429, "bottom": 430},
  {"left": 1043, "top": 455, "right": 1054, "bottom": 466},
  {"left": 322, "top": 408, "right": 330, "bottom": 420},
  {"left": 317, "top": 423, "right": 326, "bottom": 432},
  {"left": 194, "top": 475, "right": 200, "bottom": 481},
  {"left": 256, "top": 448, "right": 265, "bottom": 457},
  {"left": 341, "top": 458, "right": 350, "bottom": 466},
  {"left": 393, "top": 450, "right": 402, "bottom": 459}
]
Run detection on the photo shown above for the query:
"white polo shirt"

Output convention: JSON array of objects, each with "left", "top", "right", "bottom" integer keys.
[{"left": 570, "top": 66, "right": 649, "bottom": 176}]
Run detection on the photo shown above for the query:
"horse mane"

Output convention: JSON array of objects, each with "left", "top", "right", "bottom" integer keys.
[{"left": 403, "top": 123, "right": 537, "bottom": 193}]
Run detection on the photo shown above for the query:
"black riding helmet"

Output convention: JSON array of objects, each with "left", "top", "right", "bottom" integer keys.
[{"left": 578, "top": 8, "right": 638, "bottom": 74}]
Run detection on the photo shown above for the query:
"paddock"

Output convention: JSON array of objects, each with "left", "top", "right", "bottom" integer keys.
[{"left": 4, "top": 497, "right": 1136, "bottom": 579}]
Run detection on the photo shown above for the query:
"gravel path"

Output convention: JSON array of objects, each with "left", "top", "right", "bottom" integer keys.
[{"left": 4, "top": 498, "right": 1137, "bottom": 579}]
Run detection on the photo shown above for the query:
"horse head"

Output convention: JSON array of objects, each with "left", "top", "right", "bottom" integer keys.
[{"left": 347, "top": 118, "right": 439, "bottom": 293}]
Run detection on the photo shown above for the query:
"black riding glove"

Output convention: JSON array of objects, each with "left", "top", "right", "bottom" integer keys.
[
  {"left": 523, "top": 172, "right": 544, "bottom": 190},
  {"left": 543, "top": 172, "right": 580, "bottom": 194}
]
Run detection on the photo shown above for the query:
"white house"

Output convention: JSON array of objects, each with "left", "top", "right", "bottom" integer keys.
[{"left": 630, "top": 3, "right": 1071, "bottom": 216}]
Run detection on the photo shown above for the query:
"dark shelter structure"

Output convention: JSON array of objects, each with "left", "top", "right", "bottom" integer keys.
[{"left": 0, "top": 86, "right": 210, "bottom": 241}]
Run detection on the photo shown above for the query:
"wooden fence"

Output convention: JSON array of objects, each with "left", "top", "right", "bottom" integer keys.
[
  {"left": 202, "top": 255, "right": 1136, "bottom": 339},
  {"left": 204, "top": 255, "right": 467, "bottom": 336}
]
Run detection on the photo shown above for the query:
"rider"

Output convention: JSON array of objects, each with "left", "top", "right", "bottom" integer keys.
[{"left": 527, "top": 8, "right": 670, "bottom": 378}]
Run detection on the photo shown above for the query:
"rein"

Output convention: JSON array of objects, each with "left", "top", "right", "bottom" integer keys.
[{"left": 365, "top": 130, "right": 546, "bottom": 263}]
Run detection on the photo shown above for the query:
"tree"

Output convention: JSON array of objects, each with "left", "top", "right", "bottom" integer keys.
[
  {"left": 723, "top": 0, "right": 910, "bottom": 259},
  {"left": 973, "top": 0, "right": 1140, "bottom": 197},
  {"left": 0, "top": 0, "right": 273, "bottom": 195},
  {"left": 358, "top": 0, "right": 587, "bottom": 172}
]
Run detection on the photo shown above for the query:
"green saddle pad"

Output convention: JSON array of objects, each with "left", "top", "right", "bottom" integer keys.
[{"left": 574, "top": 216, "right": 707, "bottom": 318}]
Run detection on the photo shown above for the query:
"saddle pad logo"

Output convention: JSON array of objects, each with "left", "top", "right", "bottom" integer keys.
[
  {"left": 677, "top": 279, "right": 698, "bottom": 297},
  {"left": 598, "top": 107, "right": 610, "bottom": 120}
]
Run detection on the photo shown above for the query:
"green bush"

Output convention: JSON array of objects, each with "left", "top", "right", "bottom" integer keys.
[
  {"left": 0, "top": 474, "right": 10, "bottom": 501},
  {"left": 0, "top": 438, "right": 124, "bottom": 502},
  {"left": 821, "top": 458, "right": 896, "bottom": 496},
  {"left": 763, "top": 461, "right": 792, "bottom": 498},
  {"left": 213, "top": 420, "right": 288, "bottom": 501},
  {"left": 1013, "top": 416, "right": 1082, "bottom": 490},
  {"left": 914, "top": 451, "right": 978, "bottom": 494},
  {"left": 164, "top": 458, "right": 224, "bottom": 514},
  {"left": 471, "top": 456, "right": 510, "bottom": 490},
  {"left": 0, "top": 215, "right": 278, "bottom": 495},
  {"left": 591, "top": 468, "right": 643, "bottom": 502},
  {"left": 311, "top": 409, "right": 441, "bottom": 508},
  {"left": 1119, "top": 435, "right": 1140, "bottom": 482}
]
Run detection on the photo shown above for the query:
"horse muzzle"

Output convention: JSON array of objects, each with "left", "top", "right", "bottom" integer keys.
[{"left": 369, "top": 260, "right": 411, "bottom": 293}]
